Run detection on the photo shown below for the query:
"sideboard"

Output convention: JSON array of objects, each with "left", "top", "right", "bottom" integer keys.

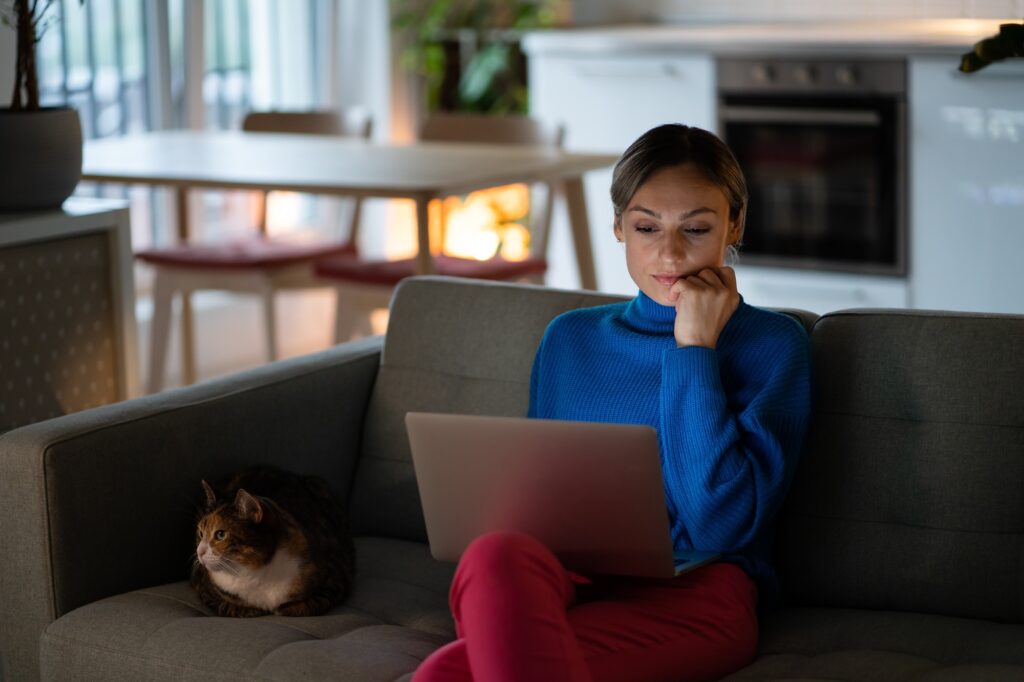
[{"left": 0, "top": 198, "right": 138, "bottom": 434}]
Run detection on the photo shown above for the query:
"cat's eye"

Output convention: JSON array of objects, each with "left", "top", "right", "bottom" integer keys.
[{"left": 214, "top": 530, "right": 226, "bottom": 541}]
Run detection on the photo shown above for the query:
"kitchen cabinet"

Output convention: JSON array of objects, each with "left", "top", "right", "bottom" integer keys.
[
  {"left": 527, "top": 23, "right": 1023, "bottom": 314},
  {"left": 908, "top": 56, "right": 1024, "bottom": 314},
  {"left": 0, "top": 198, "right": 139, "bottom": 433},
  {"left": 734, "top": 266, "right": 908, "bottom": 314},
  {"left": 528, "top": 52, "right": 716, "bottom": 292}
]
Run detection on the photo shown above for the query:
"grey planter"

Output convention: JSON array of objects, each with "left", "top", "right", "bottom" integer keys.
[{"left": 0, "top": 106, "right": 83, "bottom": 210}]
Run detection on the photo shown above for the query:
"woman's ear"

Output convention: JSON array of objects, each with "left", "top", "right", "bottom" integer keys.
[
  {"left": 729, "top": 207, "right": 746, "bottom": 245},
  {"left": 613, "top": 216, "right": 624, "bottom": 243}
]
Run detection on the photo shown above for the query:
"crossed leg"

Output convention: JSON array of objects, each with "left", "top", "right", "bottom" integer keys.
[{"left": 413, "top": 531, "right": 758, "bottom": 682}]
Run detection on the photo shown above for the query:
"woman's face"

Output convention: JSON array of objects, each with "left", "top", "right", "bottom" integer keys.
[{"left": 614, "top": 163, "right": 743, "bottom": 307}]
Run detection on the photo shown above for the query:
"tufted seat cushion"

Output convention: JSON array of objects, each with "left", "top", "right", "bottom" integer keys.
[
  {"left": 313, "top": 252, "right": 547, "bottom": 286},
  {"left": 136, "top": 237, "right": 357, "bottom": 270},
  {"left": 723, "top": 607, "right": 1024, "bottom": 681},
  {"left": 38, "top": 537, "right": 456, "bottom": 682}
]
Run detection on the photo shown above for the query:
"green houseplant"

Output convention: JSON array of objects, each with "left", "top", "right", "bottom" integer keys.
[
  {"left": 393, "top": 0, "right": 560, "bottom": 114},
  {"left": 0, "top": 0, "right": 84, "bottom": 210}
]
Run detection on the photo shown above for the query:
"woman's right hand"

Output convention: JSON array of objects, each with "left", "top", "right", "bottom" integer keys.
[{"left": 668, "top": 266, "right": 740, "bottom": 349}]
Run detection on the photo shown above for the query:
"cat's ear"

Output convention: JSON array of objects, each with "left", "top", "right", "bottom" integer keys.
[
  {"left": 234, "top": 489, "right": 263, "bottom": 523},
  {"left": 201, "top": 480, "right": 217, "bottom": 510}
]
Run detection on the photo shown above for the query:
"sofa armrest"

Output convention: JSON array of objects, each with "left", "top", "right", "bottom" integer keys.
[{"left": 0, "top": 337, "right": 381, "bottom": 680}]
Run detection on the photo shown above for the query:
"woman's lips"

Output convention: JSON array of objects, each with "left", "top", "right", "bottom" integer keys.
[{"left": 653, "top": 274, "right": 682, "bottom": 287}]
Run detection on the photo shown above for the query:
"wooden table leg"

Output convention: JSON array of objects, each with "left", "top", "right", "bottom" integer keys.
[
  {"left": 174, "top": 187, "right": 196, "bottom": 385},
  {"left": 413, "top": 196, "right": 435, "bottom": 276},
  {"left": 563, "top": 176, "right": 598, "bottom": 290}
]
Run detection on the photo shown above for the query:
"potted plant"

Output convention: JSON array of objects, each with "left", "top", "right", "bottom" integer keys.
[
  {"left": 0, "top": 0, "right": 84, "bottom": 210},
  {"left": 959, "top": 21, "right": 1023, "bottom": 72},
  {"left": 393, "top": 0, "right": 561, "bottom": 114}
]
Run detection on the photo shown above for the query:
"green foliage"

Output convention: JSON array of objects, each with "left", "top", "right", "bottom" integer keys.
[
  {"left": 393, "top": 0, "right": 558, "bottom": 114},
  {"left": 959, "top": 22, "right": 1024, "bottom": 73}
]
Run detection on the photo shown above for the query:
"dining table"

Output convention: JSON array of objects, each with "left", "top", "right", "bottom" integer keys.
[
  {"left": 81, "top": 130, "right": 618, "bottom": 387},
  {"left": 81, "top": 130, "right": 619, "bottom": 288}
]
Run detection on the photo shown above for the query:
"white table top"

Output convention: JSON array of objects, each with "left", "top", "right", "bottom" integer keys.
[{"left": 82, "top": 130, "right": 620, "bottom": 199}]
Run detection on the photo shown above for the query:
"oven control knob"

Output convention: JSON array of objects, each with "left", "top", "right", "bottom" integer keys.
[
  {"left": 793, "top": 65, "right": 817, "bottom": 85},
  {"left": 751, "top": 64, "right": 775, "bottom": 84},
  {"left": 835, "top": 65, "right": 858, "bottom": 86}
]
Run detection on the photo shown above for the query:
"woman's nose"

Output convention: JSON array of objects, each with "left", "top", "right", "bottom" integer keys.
[{"left": 662, "top": 232, "right": 687, "bottom": 261}]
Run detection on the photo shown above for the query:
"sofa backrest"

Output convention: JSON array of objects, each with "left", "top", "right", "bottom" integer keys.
[
  {"left": 348, "top": 277, "right": 627, "bottom": 540},
  {"left": 349, "top": 276, "right": 817, "bottom": 543},
  {"left": 775, "top": 309, "right": 1024, "bottom": 623}
]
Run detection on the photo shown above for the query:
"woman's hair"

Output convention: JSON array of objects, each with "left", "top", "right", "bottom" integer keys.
[{"left": 610, "top": 124, "right": 748, "bottom": 241}]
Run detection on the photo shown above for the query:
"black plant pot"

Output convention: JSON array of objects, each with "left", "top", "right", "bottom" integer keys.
[{"left": 0, "top": 106, "right": 83, "bottom": 210}]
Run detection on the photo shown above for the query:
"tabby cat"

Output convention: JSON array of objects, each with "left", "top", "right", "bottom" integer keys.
[{"left": 190, "top": 465, "right": 355, "bottom": 617}]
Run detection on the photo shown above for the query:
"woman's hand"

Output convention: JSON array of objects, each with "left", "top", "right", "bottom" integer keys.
[{"left": 668, "top": 266, "right": 740, "bottom": 349}]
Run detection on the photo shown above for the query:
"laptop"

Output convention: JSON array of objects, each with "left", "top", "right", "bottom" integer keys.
[{"left": 405, "top": 412, "right": 719, "bottom": 579}]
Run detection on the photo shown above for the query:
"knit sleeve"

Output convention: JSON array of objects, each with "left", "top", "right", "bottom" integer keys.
[
  {"left": 527, "top": 326, "right": 549, "bottom": 420},
  {"left": 658, "top": 324, "right": 811, "bottom": 554}
]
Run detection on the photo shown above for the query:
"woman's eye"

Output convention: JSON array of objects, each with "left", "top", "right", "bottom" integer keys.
[
  {"left": 214, "top": 530, "right": 226, "bottom": 541},
  {"left": 635, "top": 224, "right": 657, "bottom": 234},
  {"left": 684, "top": 226, "right": 711, "bottom": 235}
]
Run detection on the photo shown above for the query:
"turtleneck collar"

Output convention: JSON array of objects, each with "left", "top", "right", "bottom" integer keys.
[
  {"left": 623, "top": 291, "right": 677, "bottom": 334},
  {"left": 623, "top": 290, "right": 747, "bottom": 336}
]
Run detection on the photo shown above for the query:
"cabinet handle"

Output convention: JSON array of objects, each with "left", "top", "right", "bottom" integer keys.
[
  {"left": 574, "top": 63, "right": 687, "bottom": 79},
  {"left": 722, "top": 106, "right": 881, "bottom": 126}
]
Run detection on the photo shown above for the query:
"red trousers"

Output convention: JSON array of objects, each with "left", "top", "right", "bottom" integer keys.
[{"left": 413, "top": 531, "right": 758, "bottom": 682}]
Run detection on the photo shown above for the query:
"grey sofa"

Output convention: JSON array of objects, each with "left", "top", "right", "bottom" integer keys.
[{"left": 1, "top": 276, "right": 1021, "bottom": 681}]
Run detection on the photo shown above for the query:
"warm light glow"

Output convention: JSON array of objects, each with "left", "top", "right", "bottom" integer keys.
[
  {"left": 385, "top": 184, "right": 532, "bottom": 262},
  {"left": 500, "top": 223, "right": 530, "bottom": 261},
  {"left": 265, "top": 191, "right": 304, "bottom": 236},
  {"left": 370, "top": 308, "right": 390, "bottom": 336}
]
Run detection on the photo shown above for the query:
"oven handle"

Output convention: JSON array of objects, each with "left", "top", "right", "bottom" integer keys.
[{"left": 721, "top": 106, "right": 882, "bottom": 126}]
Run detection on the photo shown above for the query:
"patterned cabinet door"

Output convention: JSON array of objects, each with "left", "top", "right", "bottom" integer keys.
[{"left": 0, "top": 200, "right": 137, "bottom": 434}]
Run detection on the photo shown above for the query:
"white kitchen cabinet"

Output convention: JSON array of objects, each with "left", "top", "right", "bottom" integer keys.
[
  {"left": 527, "top": 51, "right": 716, "bottom": 292},
  {"left": 734, "top": 265, "right": 909, "bottom": 315},
  {"left": 909, "top": 56, "right": 1024, "bottom": 314}
]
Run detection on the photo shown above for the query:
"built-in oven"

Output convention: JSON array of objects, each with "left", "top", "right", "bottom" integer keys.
[{"left": 717, "top": 58, "right": 907, "bottom": 276}]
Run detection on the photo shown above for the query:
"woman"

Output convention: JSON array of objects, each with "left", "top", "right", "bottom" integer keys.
[{"left": 414, "top": 124, "right": 812, "bottom": 682}]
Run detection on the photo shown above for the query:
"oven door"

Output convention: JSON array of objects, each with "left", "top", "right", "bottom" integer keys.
[{"left": 721, "top": 94, "right": 905, "bottom": 276}]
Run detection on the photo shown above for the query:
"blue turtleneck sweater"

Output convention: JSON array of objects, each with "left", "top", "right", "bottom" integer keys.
[{"left": 528, "top": 292, "right": 811, "bottom": 600}]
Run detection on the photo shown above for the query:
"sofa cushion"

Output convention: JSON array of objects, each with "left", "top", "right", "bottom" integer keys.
[
  {"left": 39, "top": 537, "right": 455, "bottom": 681},
  {"left": 776, "top": 309, "right": 1024, "bottom": 622},
  {"left": 723, "top": 607, "right": 1024, "bottom": 681},
  {"left": 348, "top": 277, "right": 627, "bottom": 541}
]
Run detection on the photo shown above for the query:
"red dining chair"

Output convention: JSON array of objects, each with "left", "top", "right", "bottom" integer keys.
[
  {"left": 138, "top": 109, "right": 372, "bottom": 392},
  {"left": 314, "top": 112, "right": 565, "bottom": 342}
]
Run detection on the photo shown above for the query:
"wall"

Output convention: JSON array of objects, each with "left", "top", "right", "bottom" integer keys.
[
  {"left": 0, "top": 20, "right": 13, "bottom": 107},
  {"left": 572, "top": 0, "right": 1024, "bottom": 23}
]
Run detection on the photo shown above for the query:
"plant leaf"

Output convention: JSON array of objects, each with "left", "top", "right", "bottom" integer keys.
[{"left": 459, "top": 41, "right": 509, "bottom": 105}]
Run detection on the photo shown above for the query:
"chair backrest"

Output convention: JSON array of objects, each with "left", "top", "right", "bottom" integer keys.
[
  {"left": 241, "top": 109, "right": 373, "bottom": 239},
  {"left": 242, "top": 109, "right": 373, "bottom": 138},
  {"left": 419, "top": 113, "right": 566, "bottom": 262}
]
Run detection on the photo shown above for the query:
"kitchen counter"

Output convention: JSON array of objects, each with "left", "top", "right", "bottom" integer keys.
[{"left": 522, "top": 18, "right": 1015, "bottom": 57}]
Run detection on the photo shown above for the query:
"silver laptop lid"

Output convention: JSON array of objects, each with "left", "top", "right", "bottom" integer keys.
[{"left": 406, "top": 412, "right": 679, "bottom": 578}]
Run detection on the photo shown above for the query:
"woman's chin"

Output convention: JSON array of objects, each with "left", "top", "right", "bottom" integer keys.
[{"left": 642, "top": 287, "right": 677, "bottom": 308}]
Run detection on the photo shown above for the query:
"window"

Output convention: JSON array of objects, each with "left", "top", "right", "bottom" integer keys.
[{"left": 37, "top": 0, "right": 337, "bottom": 254}]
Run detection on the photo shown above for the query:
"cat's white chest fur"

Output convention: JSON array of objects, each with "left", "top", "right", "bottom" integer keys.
[{"left": 210, "top": 550, "right": 302, "bottom": 612}]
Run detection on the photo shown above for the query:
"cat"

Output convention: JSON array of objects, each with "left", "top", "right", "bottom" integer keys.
[{"left": 190, "top": 465, "right": 355, "bottom": 617}]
